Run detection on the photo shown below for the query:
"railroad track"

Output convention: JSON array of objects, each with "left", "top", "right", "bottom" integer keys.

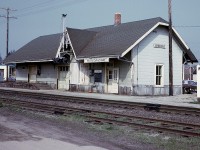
[
  {"left": 0, "top": 89, "right": 200, "bottom": 117},
  {"left": 0, "top": 97, "right": 200, "bottom": 137}
]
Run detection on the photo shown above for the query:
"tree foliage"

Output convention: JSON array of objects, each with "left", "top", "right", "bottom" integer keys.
[{"left": 0, "top": 54, "right": 2, "bottom": 64}]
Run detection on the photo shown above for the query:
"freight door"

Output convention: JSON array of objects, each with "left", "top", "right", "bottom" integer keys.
[
  {"left": 28, "top": 65, "right": 37, "bottom": 83},
  {"left": 58, "top": 66, "right": 70, "bottom": 90}
]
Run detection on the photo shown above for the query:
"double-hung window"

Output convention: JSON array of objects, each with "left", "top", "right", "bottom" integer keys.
[{"left": 155, "top": 64, "right": 164, "bottom": 86}]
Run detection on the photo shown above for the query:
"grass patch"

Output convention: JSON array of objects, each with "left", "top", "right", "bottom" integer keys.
[
  {"left": 87, "top": 122, "right": 115, "bottom": 131},
  {"left": 190, "top": 101, "right": 200, "bottom": 104},
  {"left": 133, "top": 132, "right": 200, "bottom": 150},
  {"left": 58, "top": 114, "right": 86, "bottom": 122},
  {"left": 88, "top": 120, "right": 200, "bottom": 150},
  {"left": 2, "top": 104, "right": 22, "bottom": 111}
]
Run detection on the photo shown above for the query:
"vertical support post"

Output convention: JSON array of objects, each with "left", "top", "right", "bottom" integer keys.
[
  {"left": 104, "top": 63, "right": 107, "bottom": 93},
  {"left": 6, "top": 8, "right": 9, "bottom": 81},
  {"left": 168, "top": 0, "right": 173, "bottom": 96},
  {"left": 62, "top": 14, "right": 67, "bottom": 51},
  {"left": 197, "top": 65, "right": 200, "bottom": 102},
  {"left": 6, "top": 8, "right": 9, "bottom": 60}
]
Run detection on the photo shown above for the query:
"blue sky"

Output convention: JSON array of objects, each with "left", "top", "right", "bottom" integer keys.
[{"left": 0, "top": 0, "right": 200, "bottom": 61}]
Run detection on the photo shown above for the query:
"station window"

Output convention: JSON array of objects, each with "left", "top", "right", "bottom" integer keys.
[
  {"left": 113, "top": 69, "right": 118, "bottom": 81},
  {"left": 59, "top": 66, "right": 68, "bottom": 72},
  {"left": 94, "top": 70, "right": 102, "bottom": 83},
  {"left": 108, "top": 70, "right": 113, "bottom": 80},
  {"left": 94, "top": 73, "right": 102, "bottom": 82},
  {"left": 155, "top": 64, "right": 164, "bottom": 86}
]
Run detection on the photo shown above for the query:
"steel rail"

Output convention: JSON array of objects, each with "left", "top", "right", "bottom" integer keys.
[
  {"left": 0, "top": 89, "right": 200, "bottom": 116},
  {"left": 1, "top": 97, "right": 200, "bottom": 137},
  {"left": 83, "top": 116, "right": 200, "bottom": 137}
]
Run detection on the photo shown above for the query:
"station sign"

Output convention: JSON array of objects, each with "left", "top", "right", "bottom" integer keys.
[
  {"left": 94, "top": 70, "right": 102, "bottom": 73},
  {"left": 84, "top": 57, "right": 109, "bottom": 63},
  {"left": 153, "top": 44, "right": 166, "bottom": 49}
]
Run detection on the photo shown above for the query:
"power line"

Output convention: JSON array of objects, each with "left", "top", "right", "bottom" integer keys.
[
  {"left": 14, "top": 0, "right": 88, "bottom": 18},
  {"left": 173, "top": 25, "right": 200, "bottom": 28},
  {"left": 13, "top": 0, "right": 59, "bottom": 17},
  {"left": 19, "top": 0, "right": 58, "bottom": 12}
]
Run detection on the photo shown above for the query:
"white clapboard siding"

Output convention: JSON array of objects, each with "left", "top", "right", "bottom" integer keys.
[
  {"left": 172, "top": 38, "right": 183, "bottom": 85},
  {"left": 16, "top": 66, "right": 28, "bottom": 81},
  {"left": 36, "top": 63, "right": 57, "bottom": 83},
  {"left": 70, "top": 58, "right": 79, "bottom": 84},
  {"left": 116, "top": 53, "right": 132, "bottom": 87},
  {"left": 79, "top": 63, "right": 89, "bottom": 85},
  {"left": 132, "top": 26, "right": 182, "bottom": 86}
]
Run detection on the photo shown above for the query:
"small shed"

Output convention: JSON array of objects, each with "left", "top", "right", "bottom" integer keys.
[{"left": 0, "top": 65, "right": 6, "bottom": 81}]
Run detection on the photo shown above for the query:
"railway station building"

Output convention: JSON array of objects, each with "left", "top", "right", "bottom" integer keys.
[{"left": 4, "top": 16, "right": 198, "bottom": 95}]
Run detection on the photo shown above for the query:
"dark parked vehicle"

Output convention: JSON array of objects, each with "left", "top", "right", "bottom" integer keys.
[{"left": 182, "top": 80, "right": 197, "bottom": 94}]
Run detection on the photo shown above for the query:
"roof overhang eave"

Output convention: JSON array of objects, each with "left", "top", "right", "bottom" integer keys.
[
  {"left": 76, "top": 55, "right": 119, "bottom": 61},
  {"left": 121, "top": 22, "right": 198, "bottom": 63},
  {"left": 4, "top": 59, "right": 53, "bottom": 64},
  {"left": 183, "top": 49, "right": 198, "bottom": 63},
  {"left": 172, "top": 28, "right": 198, "bottom": 63},
  {"left": 121, "top": 22, "right": 168, "bottom": 57}
]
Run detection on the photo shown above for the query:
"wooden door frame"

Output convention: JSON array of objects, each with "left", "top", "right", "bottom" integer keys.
[{"left": 28, "top": 65, "right": 37, "bottom": 83}]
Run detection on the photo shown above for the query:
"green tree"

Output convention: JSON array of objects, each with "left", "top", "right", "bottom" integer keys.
[{"left": 0, "top": 54, "right": 2, "bottom": 64}]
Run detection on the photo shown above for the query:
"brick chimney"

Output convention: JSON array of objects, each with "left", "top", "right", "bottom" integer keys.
[{"left": 114, "top": 13, "right": 121, "bottom": 26}]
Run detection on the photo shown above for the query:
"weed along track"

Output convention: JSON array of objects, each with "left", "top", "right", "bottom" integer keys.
[
  {"left": 0, "top": 91, "right": 200, "bottom": 137},
  {"left": 82, "top": 111, "right": 200, "bottom": 137}
]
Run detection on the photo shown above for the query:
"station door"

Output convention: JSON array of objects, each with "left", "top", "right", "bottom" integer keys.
[
  {"left": 107, "top": 68, "right": 119, "bottom": 93},
  {"left": 58, "top": 66, "right": 70, "bottom": 90}
]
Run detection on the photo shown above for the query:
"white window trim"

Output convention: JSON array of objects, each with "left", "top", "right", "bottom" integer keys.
[
  {"left": 113, "top": 68, "right": 119, "bottom": 83},
  {"left": 154, "top": 64, "right": 164, "bottom": 87}
]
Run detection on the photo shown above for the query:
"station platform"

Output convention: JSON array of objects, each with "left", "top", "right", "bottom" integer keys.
[{"left": 0, "top": 87, "right": 200, "bottom": 109}]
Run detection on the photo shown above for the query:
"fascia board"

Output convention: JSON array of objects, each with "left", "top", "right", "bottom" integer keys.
[
  {"left": 5, "top": 59, "right": 53, "bottom": 64},
  {"left": 66, "top": 28, "right": 77, "bottom": 59},
  {"left": 121, "top": 22, "right": 168, "bottom": 57},
  {"left": 55, "top": 29, "right": 76, "bottom": 59},
  {"left": 76, "top": 55, "right": 118, "bottom": 61}
]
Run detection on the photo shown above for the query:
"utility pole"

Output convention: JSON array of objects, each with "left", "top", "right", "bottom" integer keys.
[
  {"left": 0, "top": 8, "right": 17, "bottom": 81},
  {"left": 168, "top": 0, "right": 173, "bottom": 96},
  {"left": 62, "top": 14, "right": 67, "bottom": 51}
]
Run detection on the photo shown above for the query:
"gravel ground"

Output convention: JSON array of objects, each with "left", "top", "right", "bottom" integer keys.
[
  {"left": 7, "top": 94, "right": 200, "bottom": 125},
  {"left": 0, "top": 107, "right": 160, "bottom": 150},
  {"left": 0, "top": 102, "right": 200, "bottom": 150},
  {"left": 0, "top": 88, "right": 200, "bottom": 150}
]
